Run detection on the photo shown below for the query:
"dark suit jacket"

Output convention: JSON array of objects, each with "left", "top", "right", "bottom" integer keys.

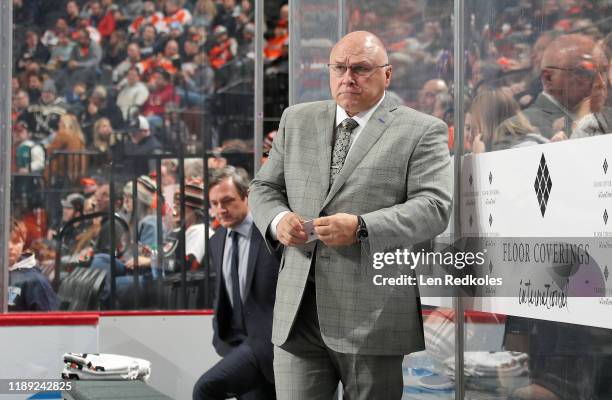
[
  {"left": 210, "top": 225, "right": 280, "bottom": 383},
  {"left": 523, "top": 93, "right": 612, "bottom": 138}
]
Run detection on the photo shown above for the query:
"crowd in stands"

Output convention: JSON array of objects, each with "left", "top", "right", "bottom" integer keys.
[
  {"left": 9, "top": 0, "right": 287, "bottom": 311},
  {"left": 343, "top": 0, "right": 611, "bottom": 153}
]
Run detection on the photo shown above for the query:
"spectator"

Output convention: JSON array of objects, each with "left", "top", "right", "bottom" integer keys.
[
  {"left": 42, "top": 18, "right": 71, "bottom": 48},
  {"left": 176, "top": 53, "right": 214, "bottom": 106},
  {"left": 91, "top": 182, "right": 121, "bottom": 253},
  {"left": 25, "top": 73, "right": 42, "bottom": 104},
  {"left": 102, "top": 30, "right": 128, "bottom": 67},
  {"left": 212, "top": 0, "right": 239, "bottom": 38},
  {"left": 90, "top": 117, "right": 116, "bottom": 154},
  {"left": 182, "top": 39, "right": 200, "bottom": 65},
  {"left": 121, "top": 116, "right": 163, "bottom": 180},
  {"left": 16, "top": 30, "right": 50, "bottom": 72},
  {"left": 116, "top": 67, "right": 150, "bottom": 120},
  {"left": 19, "top": 79, "right": 67, "bottom": 142},
  {"left": 64, "top": 82, "right": 89, "bottom": 117},
  {"left": 208, "top": 25, "right": 237, "bottom": 70},
  {"left": 87, "top": 118, "right": 116, "bottom": 176},
  {"left": 73, "top": 15, "right": 102, "bottom": 45},
  {"left": 432, "top": 92, "right": 454, "bottom": 151},
  {"left": 88, "top": 0, "right": 116, "bottom": 40},
  {"left": 128, "top": 1, "right": 165, "bottom": 36},
  {"left": 162, "top": 39, "right": 182, "bottom": 72},
  {"left": 237, "top": 22, "right": 255, "bottom": 59},
  {"left": 470, "top": 60, "right": 503, "bottom": 92},
  {"left": 173, "top": 178, "right": 210, "bottom": 267},
  {"left": 46, "top": 193, "right": 86, "bottom": 252},
  {"left": 64, "top": 0, "right": 81, "bottom": 29},
  {"left": 163, "top": 0, "right": 193, "bottom": 31},
  {"left": 523, "top": 33, "right": 611, "bottom": 140},
  {"left": 11, "top": 77, "right": 21, "bottom": 98},
  {"left": 11, "top": 120, "right": 45, "bottom": 209},
  {"left": 279, "top": 3, "right": 289, "bottom": 21},
  {"left": 112, "top": 42, "right": 142, "bottom": 84},
  {"left": 417, "top": 79, "right": 449, "bottom": 115},
  {"left": 45, "top": 113, "right": 87, "bottom": 184},
  {"left": 91, "top": 175, "right": 161, "bottom": 308},
  {"left": 184, "top": 158, "right": 204, "bottom": 180},
  {"left": 120, "top": 175, "right": 161, "bottom": 253},
  {"left": 59, "top": 28, "right": 103, "bottom": 91},
  {"left": 142, "top": 70, "right": 179, "bottom": 130},
  {"left": 471, "top": 87, "right": 546, "bottom": 153},
  {"left": 159, "top": 101, "right": 191, "bottom": 150},
  {"left": 264, "top": 19, "right": 288, "bottom": 62},
  {"left": 12, "top": 90, "right": 30, "bottom": 122},
  {"left": 192, "top": 0, "right": 218, "bottom": 30},
  {"left": 8, "top": 218, "right": 59, "bottom": 312},
  {"left": 47, "top": 32, "right": 75, "bottom": 73},
  {"left": 235, "top": 0, "right": 253, "bottom": 34},
  {"left": 80, "top": 85, "right": 124, "bottom": 143},
  {"left": 138, "top": 24, "right": 159, "bottom": 59},
  {"left": 12, "top": 120, "right": 45, "bottom": 174}
]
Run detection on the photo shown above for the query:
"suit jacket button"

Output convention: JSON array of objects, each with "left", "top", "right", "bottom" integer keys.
[{"left": 306, "top": 252, "right": 312, "bottom": 258}]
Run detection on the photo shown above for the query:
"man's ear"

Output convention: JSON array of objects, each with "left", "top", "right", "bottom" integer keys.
[{"left": 385, "top": 65, "right": 393, "bottom": 87}]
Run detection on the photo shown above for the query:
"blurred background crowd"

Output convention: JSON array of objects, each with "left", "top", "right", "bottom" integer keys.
[{"left": 9, "top": 0, "right": 290, "bottom": 311}]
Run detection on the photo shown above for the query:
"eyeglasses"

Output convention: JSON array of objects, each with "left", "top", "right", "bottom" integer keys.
[
  {"left": 544, "top": 62, "right": 607, "bottom": 80},
  {"left": 327, "top": 63, "right": 390, "bottom": 77}
]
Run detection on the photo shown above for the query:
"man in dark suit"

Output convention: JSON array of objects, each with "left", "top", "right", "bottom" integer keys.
[
  {"left": 521, "top": 33, "right": 611, "bottom": 140},
  {"left": 193, "top": 166, "right": 280, "bottom": 400}
]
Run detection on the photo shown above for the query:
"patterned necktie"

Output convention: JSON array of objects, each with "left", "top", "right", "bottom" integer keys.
[
  {"left": 229, "top": 230, "right": 245, "bottom": 333},
  {"left": 330, "top": 118, "right": 359, "bottom": 185}
]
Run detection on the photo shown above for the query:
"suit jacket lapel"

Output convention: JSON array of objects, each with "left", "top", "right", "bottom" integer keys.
[
  {"left": 315, "top": 101, "right": 336, "bottom": 198},
  {"left": 322, "top": 97, "right": 397, "bottom": 209},
  {"left": 536, "top": 93, "right": 573, "bottom": 120},
  {"left": 243, "top": 227, "right": 260, "bottom": 301}
]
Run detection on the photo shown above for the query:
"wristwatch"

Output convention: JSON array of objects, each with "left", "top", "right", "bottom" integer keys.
[{"left": 356, "top": 216, "right": 368, "bottom": 242}]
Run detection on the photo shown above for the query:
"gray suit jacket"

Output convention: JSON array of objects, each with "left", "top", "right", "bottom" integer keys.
[{"left": 249, "top": 96, "right": 452, "bottom": 355}]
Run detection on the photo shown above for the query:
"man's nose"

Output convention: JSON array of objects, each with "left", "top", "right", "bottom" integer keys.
[{"left": 339, "top": 68, "right": 357, "bottom": 82}]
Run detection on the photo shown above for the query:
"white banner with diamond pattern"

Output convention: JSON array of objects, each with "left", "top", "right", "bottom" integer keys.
[{"left": 451, "top": 134, "right": 612, "bottom": 328}]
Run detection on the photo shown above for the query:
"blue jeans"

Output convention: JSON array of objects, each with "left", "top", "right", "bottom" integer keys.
[{"left": 176, "top": 88, "right": 206, "bottom": 107}]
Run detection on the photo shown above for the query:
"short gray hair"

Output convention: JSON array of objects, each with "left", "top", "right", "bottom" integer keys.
[{"left": 209, "top": 166, "right": 250, "bottom": 199}]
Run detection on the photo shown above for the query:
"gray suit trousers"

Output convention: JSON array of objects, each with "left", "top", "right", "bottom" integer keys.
[{"left": 273, "top": 281, "right": 404, "bottom": 400}]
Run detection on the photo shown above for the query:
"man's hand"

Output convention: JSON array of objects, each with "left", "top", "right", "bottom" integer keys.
[
  {"left": 472, "top": 134, "right": 486, "bottom": 153},
  {"left": 125, "top": 256, "right": 152, "bottom": 270},
  {"left": 550, "top": 131, "right": 568, "bottom": 142},
  {"left": 277, "top": 212, "right": 308, "bottom": 247},
  {"left": 313, "top": 213, "right": 358, "bottom": 247},
  {"left": 47, "top": 229, "right": 57, "bottom": 241}
]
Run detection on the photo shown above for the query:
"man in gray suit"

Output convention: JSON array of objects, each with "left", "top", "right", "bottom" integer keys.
[{"left": 249, "top": 30, "right": 452, "bottom": 399}]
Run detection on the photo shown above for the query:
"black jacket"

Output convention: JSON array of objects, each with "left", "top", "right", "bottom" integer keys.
[
  {"left": 9, "top": 256, "right": 58, "bottom": 312},
  {"left": 210, "top": 225, "right": 280, "bottom": 383}
]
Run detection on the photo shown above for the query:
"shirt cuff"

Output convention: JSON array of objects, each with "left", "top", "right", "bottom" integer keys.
[{"left": 269, "top": 211, "right": 290, "bottom": 241}]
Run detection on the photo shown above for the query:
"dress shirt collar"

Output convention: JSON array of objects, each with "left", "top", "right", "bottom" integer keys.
[
  {"left": 226, "top": 213, "right": 253, "bottom": 239},
  {"left": 335, "top": 92, "right": 386, "bottom": 129}
]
